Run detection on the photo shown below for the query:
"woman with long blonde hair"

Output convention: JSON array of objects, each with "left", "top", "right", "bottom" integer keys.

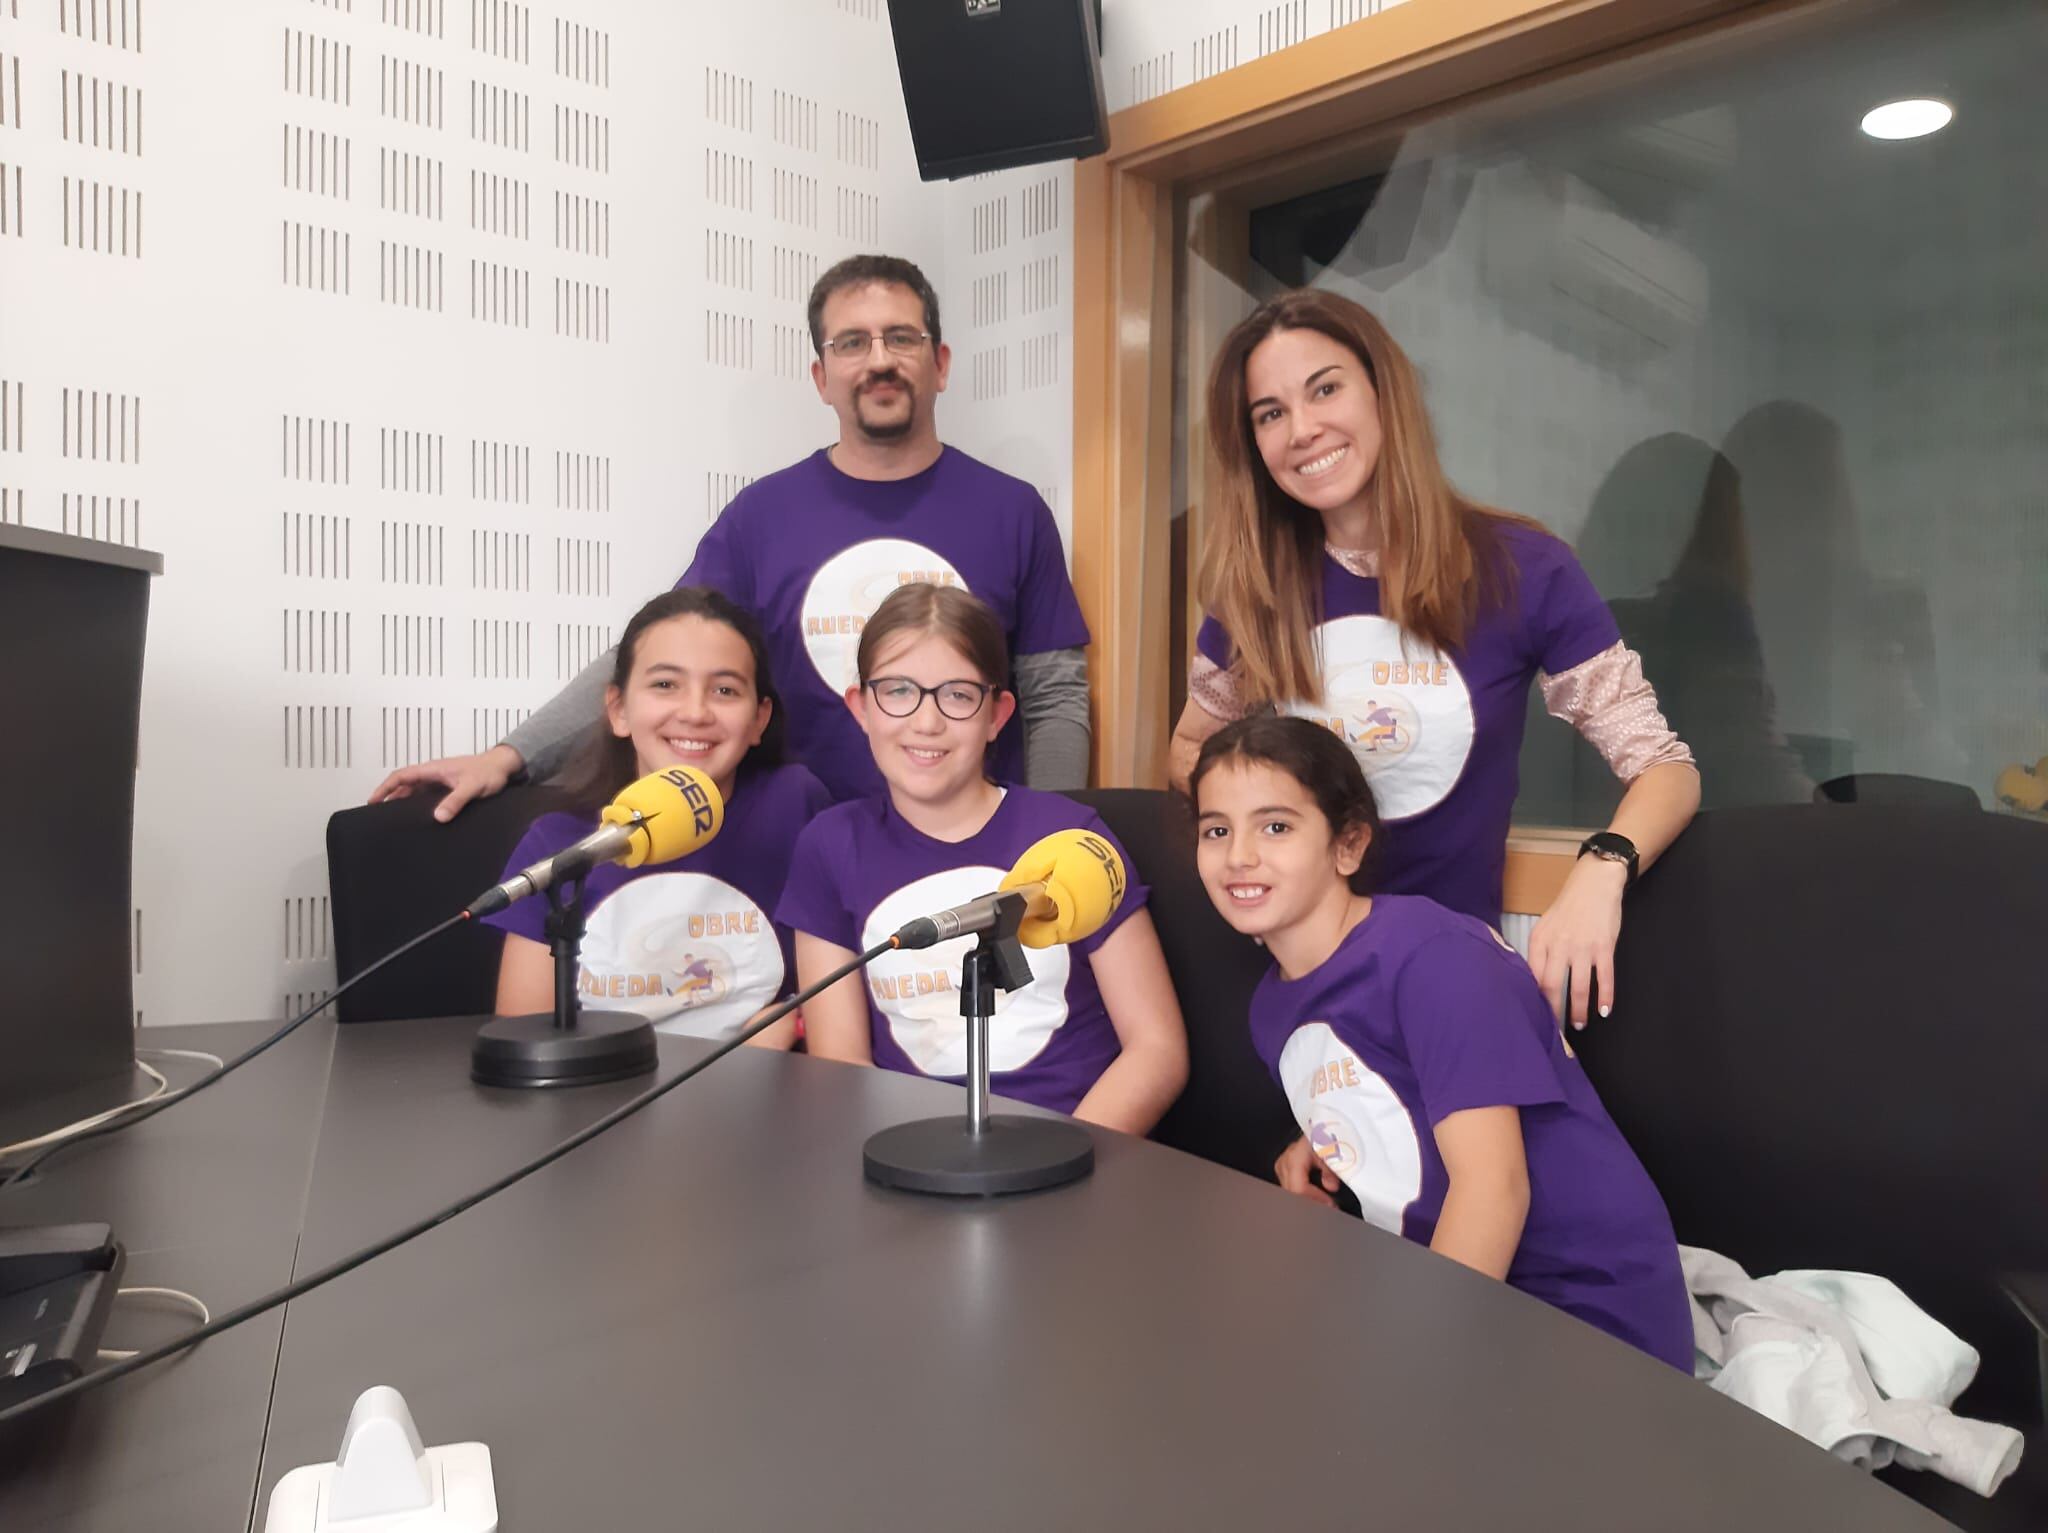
[{"left": 1169, "top": 289, "right": 1700, "bottom": 1029}]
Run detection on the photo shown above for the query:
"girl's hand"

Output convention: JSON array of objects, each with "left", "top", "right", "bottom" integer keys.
[
  {"left": 1274, "top": 1135, "right": 1341, "bottom": 1208},
  {"left": 1527, "top": 854, "right": 1629, "bottom": 1029}
]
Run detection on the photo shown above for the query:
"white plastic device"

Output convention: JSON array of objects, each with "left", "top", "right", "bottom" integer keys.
[{"left": 263, "top": 1385, "right": 498, "bottom": 1533}]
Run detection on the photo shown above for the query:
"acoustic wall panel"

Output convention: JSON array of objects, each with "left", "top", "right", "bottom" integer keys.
[
  {"left": 1100, "top": 0, "right": 1417, "bottom": 112},
  {"left": 0, "top": 0, "right": 952, "bottom": 1025},
  {"left": 940, "top": 163, "right": 1075, "bottom": 551}
]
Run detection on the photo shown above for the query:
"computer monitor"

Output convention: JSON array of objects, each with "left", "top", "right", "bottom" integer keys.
[{"left": 0, "top": 525, "right": 161, "bottom": 1144}]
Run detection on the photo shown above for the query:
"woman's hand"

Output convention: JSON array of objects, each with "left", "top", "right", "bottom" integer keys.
[
  {"left": 1531, "top": 761, "right": 1700, "bottom": 1028},
  {"left": 1527, "top": 854, "right": 1629, "bottom": 1029},
  {"left": 1274, "top": 1135, "right": 1341, "bottom": 1208}
]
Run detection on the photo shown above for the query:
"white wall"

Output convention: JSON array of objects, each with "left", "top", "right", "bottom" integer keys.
[
  {"left": 932, "top": 163, "right": 1073, "bottom": 548},
  {"left": 0, "top": 0, "right": 973, "bottom": 1026},
  {"left": 1102, "top": 0, "right": 1415, "bottom": 111}
]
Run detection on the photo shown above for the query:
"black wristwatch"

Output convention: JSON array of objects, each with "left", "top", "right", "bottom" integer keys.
[{"left": 1577, "top": 831, "right": 1639, "bottom": 886}]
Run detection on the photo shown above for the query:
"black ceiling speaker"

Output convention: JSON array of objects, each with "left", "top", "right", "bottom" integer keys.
[{"left": 886, "top": 0, "right": 1109, "bottom": 181}]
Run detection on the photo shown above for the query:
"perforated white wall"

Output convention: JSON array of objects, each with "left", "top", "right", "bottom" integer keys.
[
  {"left": 1102, "top": 0, "right": 1415, "bottom": 110},
  {"left": 0, "top": 0, "right": 994, "bottom": 1026},
  {"left": 935, "top": 161, "right": 1073, "bottom": 551}
]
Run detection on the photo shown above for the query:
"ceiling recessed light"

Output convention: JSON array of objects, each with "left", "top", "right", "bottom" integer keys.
[{"left": 1860, "top": 98, "right": 1954, "bottom": 140}]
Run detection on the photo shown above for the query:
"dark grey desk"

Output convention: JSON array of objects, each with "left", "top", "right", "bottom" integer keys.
[
  {"left": 0, "top": 1023, "right": 333, "bottom": 1532},
  {"left": 6, "top": 1018, "right": 1959, "bottom": 1530}
]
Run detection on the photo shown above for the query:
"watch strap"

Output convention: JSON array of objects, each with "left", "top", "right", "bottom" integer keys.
[{"left": 1578, "top": 831, "right": 1640, "bottom": 885}]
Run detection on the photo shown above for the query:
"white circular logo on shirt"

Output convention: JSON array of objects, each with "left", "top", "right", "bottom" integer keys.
[
  {"left": 1277, "top": 1022, "right": 1424, "bottom": 1236},
  {"left": 799, "top": 538, "right": 969, "bottom": 695},
  {"left": 1283, "top": 614, "right": 1475, "bottom": 821},
  {"left": 578, "top": 873, "right": 784, "bottom": 1040},
  {"left": 860, "top": 865, "right": 1072, "bottom": 1077}
]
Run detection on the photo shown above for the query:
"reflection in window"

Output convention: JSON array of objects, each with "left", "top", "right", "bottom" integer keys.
[{"left": 1174, "top": 0, "right": 2045, "bottom": 824}]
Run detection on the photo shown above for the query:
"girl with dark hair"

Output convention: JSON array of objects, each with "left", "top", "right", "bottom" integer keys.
[
  {"left": 483, "top": 588, "right": 832, "bottom": 1047},
  {"left": 1191, "top": 716, "right": 1690, "bottom": 1371},
  {"left": 778, "top": 583, "right": 1188, "bottom": 1129},
  {"left": 1172, "top": 288, "right": 1700, "bottom": 1028}
]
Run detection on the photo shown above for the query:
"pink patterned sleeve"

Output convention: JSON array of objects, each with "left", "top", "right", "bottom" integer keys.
[
  {"left": 1539, "top": 641, "right": 1697, "bottom": 781},
  {"left": 1188, "top": 652, "right": 1254, "bottom": 722}
]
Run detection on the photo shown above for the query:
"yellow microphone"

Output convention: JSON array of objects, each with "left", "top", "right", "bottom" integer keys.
[
  {"left": 891, "top": 828, "right": 1128, "bottom": 950},
  {"left": 598, "top": 764, "right": 724, "bottom": 866},
  {"left": 465, "top": 766, "right": 724, "bottom": 917},
  {"left": 999, "top": 829, "right": 1127, "bottom": 948}
]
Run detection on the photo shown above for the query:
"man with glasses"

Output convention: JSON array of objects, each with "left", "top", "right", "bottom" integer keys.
[{"left": 370, "top": 254, "right": 1091, "bottom": 811}]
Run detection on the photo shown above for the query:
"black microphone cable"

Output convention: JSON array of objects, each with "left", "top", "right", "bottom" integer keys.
[
  {"left": 0, "top": 935, "right": 900, "bottom": 1426},
  {"left": 0, "top": 912, "right": 473, "bottom": 1190}
]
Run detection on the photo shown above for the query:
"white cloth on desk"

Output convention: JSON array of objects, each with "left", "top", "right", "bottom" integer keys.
[{"left": 1683, "top": 1246, "right": 2024, "bottom": 1498}]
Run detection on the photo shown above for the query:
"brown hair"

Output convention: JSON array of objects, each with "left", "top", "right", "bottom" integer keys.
[
  {"left": 1201, "top": 288, "right": 1541, "bottom": 707},
  {"left": 555, "top": 586, "right": 783, "bottom": 811},
  {"left": 1189, "top": 716, "right": 1381, "bottom": 895},
  {"left": 807, "top": 253, "right": 943, "bottom": 353},
  {"left": 855, "top": 581, "right": 1009, "bottom": 689}
]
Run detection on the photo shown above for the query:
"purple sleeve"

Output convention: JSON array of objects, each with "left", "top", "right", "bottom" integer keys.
[
  {"left": 1392, "top": 932, "right": 1566, "bottom": 1126},
  {"left": 1518, "top": 531, "right": 1620, "bottom": 676},
  {"left": 678, "top": 495, "right": 751, "bottom": 604},
  {"left": 772, "top": 815, "right": 860, "bottom": 952},
  {"left": 800, "top": 772, "right": 836, "bottom": 819},
  {"left": 1073, "top": 811, "right": 1148, "bottom": 959},
  {"left": 479, "top": 816, "right": 584, "bottom": 945},
  {"left": 1194, "top": 613, "right": 1232, "bottom": 668},
  {"left": 1010, "top": 494, "right": 1091, "bottom": 656}
]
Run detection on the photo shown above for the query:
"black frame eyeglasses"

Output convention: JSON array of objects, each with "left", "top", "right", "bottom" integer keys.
[
  {"left": 863, "top": 677, "right": 995, "bottom": 720},
  {"left": 823, "top": 327, "right": 931, "bottom": 360}
]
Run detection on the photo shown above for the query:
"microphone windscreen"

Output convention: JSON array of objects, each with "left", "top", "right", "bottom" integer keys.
[
  {"left": 999, "top": 828, "right": 1127, "bottom": 948},
  {"left": 599, "top": 766, "right": 724, "bottom": 868}
]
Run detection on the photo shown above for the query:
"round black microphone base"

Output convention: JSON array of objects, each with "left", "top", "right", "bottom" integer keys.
[
  {"left": 471, "top": 1010, "right": 659, "bottom": 1090},
  {"left": 863, "top": 1114, "right": 1094, "bottom": 1197}
]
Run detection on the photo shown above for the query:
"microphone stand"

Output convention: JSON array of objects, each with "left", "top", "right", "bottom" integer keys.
[
  {"left": 862, "top": 890, "right": 1095, "bottom": 1196},
  {"left": 470, "top": 873, "right": 658, "bottom": 1089}
]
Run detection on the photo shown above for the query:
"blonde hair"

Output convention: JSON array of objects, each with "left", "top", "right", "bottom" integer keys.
[{"left": 1200, "top": 288, "right": 1537, "bottom": 706}]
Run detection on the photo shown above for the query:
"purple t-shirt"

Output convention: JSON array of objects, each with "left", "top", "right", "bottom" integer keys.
[
  {"left": 682, "top": 447, "right": 1091, "bottom": 801},
  {"left": 776, "top": 787, "right": 1147, "bottom": 1114},
  {"left": 484, "top": 764, "right": 832, "bottom": 1040},
  {"left": 1196, "top": 524, "right": 1617, "bottom": 925},
  {"left": 1250, "top": 894, "right": 1691, "bottom": 1371}
]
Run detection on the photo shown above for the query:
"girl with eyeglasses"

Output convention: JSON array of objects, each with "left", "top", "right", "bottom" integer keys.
[{"left": 777, "top": 583, "right": 1189, "bottom": 1129}]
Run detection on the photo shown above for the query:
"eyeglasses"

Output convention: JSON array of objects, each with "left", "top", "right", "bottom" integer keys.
[
  {"left": 864, "top": 677, "right": 995, "bottom": 720},
  {"left": 823, "top": 327, "right": 930, "bottom": 360}
]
